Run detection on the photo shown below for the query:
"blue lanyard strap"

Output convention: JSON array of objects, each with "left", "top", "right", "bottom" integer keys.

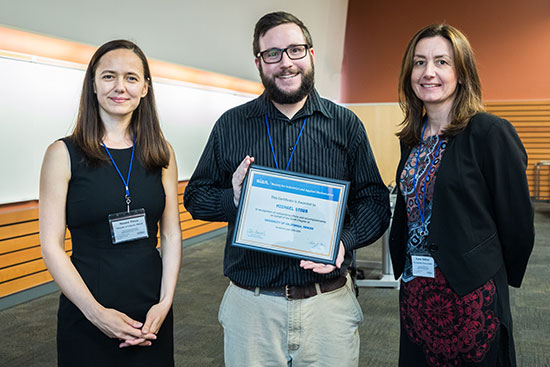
[
  {"left": 412, "top": 122, "right": 443, "bottom": 235},
  {"left": 102, "top": 136, "right": 136, "bottom": 209},
  {"left": 265, "top": 114, "right": 307, "bottom": 170}
]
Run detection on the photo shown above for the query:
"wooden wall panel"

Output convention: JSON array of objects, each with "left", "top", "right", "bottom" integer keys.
[
  {"left": 0, "top": 181, "right": 226, "bottom": 298},
  {"left": 345, "top": 103, "right": 403, "bottom": 186},
  {"left": 485, "top": 101, "right": 550, "bottom": 200}
]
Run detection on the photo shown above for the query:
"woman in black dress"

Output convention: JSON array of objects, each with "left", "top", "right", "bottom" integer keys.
[
  {"left": 389, "top": 24, "right": 534, "bottom": 366},
  {"left": 39, "top": 40, "right": 181, "bottom": 366}
]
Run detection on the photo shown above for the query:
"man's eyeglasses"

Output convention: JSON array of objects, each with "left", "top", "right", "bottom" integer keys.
[{"left": 256, "top": 44, "right": 310, "bottom": 64}]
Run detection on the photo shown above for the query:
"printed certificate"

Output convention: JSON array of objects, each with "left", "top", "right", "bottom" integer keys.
[{"left": 232, "top": 165, "right": 349, "bottom": 264}]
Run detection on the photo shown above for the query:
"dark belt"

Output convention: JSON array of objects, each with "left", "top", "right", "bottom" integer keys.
[{"left": 232, "top": 275, "right": 347, "bottom": 300}]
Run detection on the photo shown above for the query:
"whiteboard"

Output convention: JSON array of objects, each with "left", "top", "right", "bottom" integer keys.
[{"left": 0, "top": 56, "right": 255, "bottom": 204}]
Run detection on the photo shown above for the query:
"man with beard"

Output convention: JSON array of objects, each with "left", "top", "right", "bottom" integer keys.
[{"left": 184, "top": 11, "right": 390, "bottom": 367}]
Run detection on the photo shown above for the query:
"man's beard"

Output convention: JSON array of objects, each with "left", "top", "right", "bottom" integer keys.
[{"left": 260, "top": 64, "right": 315, "bottom": 104}]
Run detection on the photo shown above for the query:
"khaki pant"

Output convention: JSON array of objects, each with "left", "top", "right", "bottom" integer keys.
[{"left": 218, "top": 274, "right": 363, "bottom": 367}]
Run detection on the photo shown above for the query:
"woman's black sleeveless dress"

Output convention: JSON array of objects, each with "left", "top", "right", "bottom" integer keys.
[{"left": 57, "top": 138, "right": 174, "bottom": 366}]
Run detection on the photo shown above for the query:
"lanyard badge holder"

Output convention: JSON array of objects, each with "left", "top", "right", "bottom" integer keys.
[
  {"left": 103, "top": 138, "right": 149, "bottom": 244},
  {"left": 412, "top": 121, "right": 443, "bottom": 237},
  {"left": 410, "top": 121, "right": 443, "bottom": 278}
]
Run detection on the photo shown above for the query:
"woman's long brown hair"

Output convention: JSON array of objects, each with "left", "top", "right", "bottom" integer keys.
[
  {"left": 397, "top": 24, "right": 485, "bottom": 147},
  {"left": 71, "top": 40, "right": 169, "bottom": 170}
]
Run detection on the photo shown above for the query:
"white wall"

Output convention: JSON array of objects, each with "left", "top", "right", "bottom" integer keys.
[
  {"left": 0, "top": 56, "right": 254, "bottom": 204},
  {"left": 0, "top": 0, "right": 349, "bottom": 100}
]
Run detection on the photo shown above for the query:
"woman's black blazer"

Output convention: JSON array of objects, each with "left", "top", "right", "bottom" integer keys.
[{"left": 389, "top": 112, "right": 535, "bottom": 295}]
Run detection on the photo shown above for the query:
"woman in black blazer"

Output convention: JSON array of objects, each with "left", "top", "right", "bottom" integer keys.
[{"left": 389, "top": 24, "right": 534, "bottom": 367}]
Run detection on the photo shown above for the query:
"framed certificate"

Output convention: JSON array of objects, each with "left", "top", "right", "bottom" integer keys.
[{"left": 232, "top": 165, "right": 349, "bottom": 265}]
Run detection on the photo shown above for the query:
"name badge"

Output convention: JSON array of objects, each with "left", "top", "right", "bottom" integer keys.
[
  {"left": 411, "top": 255, "right": 435, "bottom": 278},
  {"left": 108, "top": 208, "right": 149, "bottom": 244}
]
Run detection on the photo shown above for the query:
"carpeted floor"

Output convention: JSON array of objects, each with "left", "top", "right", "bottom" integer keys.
[{"left": 1, "top": 204, "right": 548, "bottom": 366}]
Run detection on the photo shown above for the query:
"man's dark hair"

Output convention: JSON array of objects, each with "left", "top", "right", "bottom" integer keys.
[{"left": 253, "top": 11, "right": 313, "bottom": 56}]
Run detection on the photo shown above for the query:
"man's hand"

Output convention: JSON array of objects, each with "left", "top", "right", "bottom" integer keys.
[
  {"left": 299, "top": 242, "right": 345, "bottom": 274},
  {"left": 232, "top": 155, "right": 255, "bottom": 207}
]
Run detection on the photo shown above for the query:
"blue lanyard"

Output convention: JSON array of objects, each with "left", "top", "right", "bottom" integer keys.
[
  {"left": 412, "top": 122, "right": 443, "bottom": 236},
  {"left": 265, "top": 114, "right": 307, "bottom": 170},
  {"left": 102, "top": 136, "right": 136, "bottom": 212}
]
